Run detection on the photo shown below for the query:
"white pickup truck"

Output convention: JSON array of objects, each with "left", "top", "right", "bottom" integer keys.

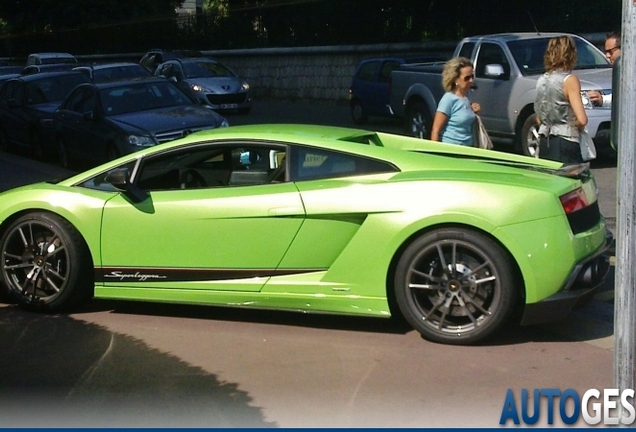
[{"left": 389, "top": 32, "right": 613, "bottom": 156}]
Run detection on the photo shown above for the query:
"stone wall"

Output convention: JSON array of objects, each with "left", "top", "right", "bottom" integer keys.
[{"left": 201, "top": 42, "right": 456, "bottom": 104}]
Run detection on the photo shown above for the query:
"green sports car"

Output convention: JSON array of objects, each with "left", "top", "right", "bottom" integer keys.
[{"left": 0, "top": 124, "right": 611, "bottom": 345}]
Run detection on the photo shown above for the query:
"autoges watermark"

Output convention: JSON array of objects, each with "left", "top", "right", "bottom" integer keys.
[{"left": 500, "top": 388, "right": 635, "bottom": 426}]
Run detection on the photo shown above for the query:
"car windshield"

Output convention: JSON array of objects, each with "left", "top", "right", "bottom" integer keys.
[
  {"left": 100, "top": 81, "right": 194, "bottom": 116},
  {"left": 507, "top": 36, "right": 610, "bottom": 76},
  {"left": 182, "top": 60, "right": 236, "bottom": 78},
  {"left": 25, "top": 74, "right": 89, "bottom": 103},
  {"left": 92, "top": 65, "right": 151, "bottom": 83},
  {"left": 40, "top": 57, "right": 77, "bottom": 65}
]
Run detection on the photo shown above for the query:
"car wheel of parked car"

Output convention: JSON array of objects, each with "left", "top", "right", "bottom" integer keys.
[
  {"left": 0, "top": 212, "right": 93, "bottom": 312},
  {"left": 394, "top": 227, "right": 519, "bottom": 345},
  {"left": 406, "top": 101, "right": 431, "bottom": 139},
  {"left": 0, "top": 129, "right": 9, "bottom": 153},
  {"left": 350, "top": 100, "right": 368, "bottom": 125},
  {"left": 57, "top": 139, "right": 71, "bottom": 169},
  {"left": 520, "top": 114, "right": 539, "bottom": 157},
  {"left": 30, "top": 130, "right": 44, "bottom": 161}
]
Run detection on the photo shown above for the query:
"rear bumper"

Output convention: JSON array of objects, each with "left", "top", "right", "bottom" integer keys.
[{"left": 520, "top": 230, "right": 613, "bottom": 326}]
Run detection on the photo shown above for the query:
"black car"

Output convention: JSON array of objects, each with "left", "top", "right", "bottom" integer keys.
[
  {"left": 0, "top": 71, "right": 91, "bottom": 159},
  {"left": 54, "top": 77, "right": 229, "bottom": 168}
]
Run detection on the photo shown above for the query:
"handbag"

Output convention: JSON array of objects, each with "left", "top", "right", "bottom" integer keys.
[
  {"left": 579, "top": 128, "right": 597, "bottom": 161},
  {"left": 474, "top": 115, "right": 493, "bottom": 150}
]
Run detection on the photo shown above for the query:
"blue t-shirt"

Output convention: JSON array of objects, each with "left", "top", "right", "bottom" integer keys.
[{"left": 437, "top": 92, "right": 476, "bottom": 146}]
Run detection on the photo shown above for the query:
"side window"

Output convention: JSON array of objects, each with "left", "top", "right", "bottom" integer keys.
[
  {"left": 291, "top": 147, "right": 397, "bottom": 181},
  {"left": 457, "top": 42, "right": 475, "bottom": 59},
  {"left": 475, "top": 43, "right": 510, "bottom": 80},
  {"left": 378, "top": 60, "right": 401, "bottom": 83},
  {"left": 356, "top": 61, "right": 379, "bottom": 82},
  {"left": 134, "top": 143, "right": 287, "bottom": 191},
  {"left": 64, "top": 89, "right": 85, "bottom": 112}
]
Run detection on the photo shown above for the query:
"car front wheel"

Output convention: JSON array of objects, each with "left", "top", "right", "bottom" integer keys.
[
  {"left": 394, "top": 228, "right": 519, "bottom": 345},
  {"left": 0, "top": 212, "right": 93, "bottom": 312}
]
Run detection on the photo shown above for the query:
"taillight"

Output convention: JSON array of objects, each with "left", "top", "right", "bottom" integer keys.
[{"left": 560, "top": 188, "right": 589, "bottom": 214}]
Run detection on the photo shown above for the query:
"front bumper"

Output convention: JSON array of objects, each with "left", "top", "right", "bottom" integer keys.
[{"left": 520, "top": 230, "right": 613, "bottom": 326}]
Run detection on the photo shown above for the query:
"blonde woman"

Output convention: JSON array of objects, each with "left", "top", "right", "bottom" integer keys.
[
  {"left": 431, "top": 56, "right": 481, "bottom": 146},
  {"left": 534, "top": 35, "right": 588, "bottom": 163}
]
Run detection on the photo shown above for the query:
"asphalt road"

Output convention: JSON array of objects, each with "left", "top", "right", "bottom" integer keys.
[{"left": 0, "top": 100, "right": 620, "bottom": 427}]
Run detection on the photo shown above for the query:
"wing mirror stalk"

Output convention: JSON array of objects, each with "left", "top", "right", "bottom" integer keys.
[{"left": 105, "top": 169, "right": 149, "bottom": 203}]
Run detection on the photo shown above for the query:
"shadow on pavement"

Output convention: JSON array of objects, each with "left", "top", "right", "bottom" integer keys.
[{"left": 0, "top": 306, "right": 277, "bottom": 428}]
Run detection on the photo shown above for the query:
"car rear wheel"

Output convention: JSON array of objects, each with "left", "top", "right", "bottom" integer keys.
[
  {"left": 394, "top": 228, "right": 519, "bottom": 345},
  {"left": 0, "top": 212, "right": 93, "bottom": 312},
  {"left": 350, "top": 100, "right": 368, "bottom": 125},
  {"left": 406, "top": 101, "right": 431, "bottom": 139}
]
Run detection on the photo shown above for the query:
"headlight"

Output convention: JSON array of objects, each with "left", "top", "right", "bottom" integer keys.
[
  {"left": 127, "top": 135, "right": 155, "bottom": 147},
  {"left": 191, "top": 84, "right": 211, "bottom": 93},
  {"left": 241, "top": 82, "right": 250, "bottom": 91}
]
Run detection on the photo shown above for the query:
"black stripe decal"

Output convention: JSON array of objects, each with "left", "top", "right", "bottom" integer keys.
[{"left": 95, "top": 267, "right": 326, "bottom": 283}]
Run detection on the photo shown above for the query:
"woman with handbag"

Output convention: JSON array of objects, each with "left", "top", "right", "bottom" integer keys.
[
  {"left": 534, "top": 35, "right": 588, "bottom": 163},
  {"left": 431, "top": 57, "right": 481, "bottom": 146}
]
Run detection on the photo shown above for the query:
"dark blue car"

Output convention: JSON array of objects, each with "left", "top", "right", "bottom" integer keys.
[
  {"left": 348, "top": 55, "right": 444, "bottom": 125},
  {"left": 54, "top": 77, "right": 229, "bottom": 168}
]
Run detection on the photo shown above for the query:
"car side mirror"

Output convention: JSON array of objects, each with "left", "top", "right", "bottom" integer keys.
[
  {"left": 484, "top": 64, "right": 508, "bottom": 79},
  {"left": 105, "top": 168, "right": 149, "bottom": 203}
]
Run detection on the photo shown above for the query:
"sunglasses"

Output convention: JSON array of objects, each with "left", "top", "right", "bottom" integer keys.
[
  {"left": 462, "top": 74, "right": 475, "bottom": 82},
  {"left": 605, "top": 46, "right": 620, "bottom": 55}
]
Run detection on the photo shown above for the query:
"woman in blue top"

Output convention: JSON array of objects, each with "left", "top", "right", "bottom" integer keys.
[{"left": 431, "top": 57, "right": 481, "bottom": 146}]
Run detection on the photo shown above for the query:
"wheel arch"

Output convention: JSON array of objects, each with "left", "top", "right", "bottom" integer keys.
[
  {"left": 0, "top": 208, "right": 98, "bottom": 272},
  {"left": 385, "top": 222, "right": 525, "bottom": 321}
]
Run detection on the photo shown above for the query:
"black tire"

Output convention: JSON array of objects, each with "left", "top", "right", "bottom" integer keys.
[
  {"left": 394, "top": 228, "right": 519, "bottom": 345},
  {"left": 519, "top": 114, "right": 539, "bottom": 157},
  {"left": 0, "top": 212, "right": 93, "bottom": 312},
  {"left": 405, "top": 101, "right": 431, "bottom": 139},
  {"left": 30, "top": 130, "right": 44, "bottom": 161},
  {"left": 57, "top": 138, "right": 71, "bottom": 169},
  {"left": 0, "top": 129, "right": 9, "bottom": 153},
  {"left": 350, "top": 100, "right": 368, "bottom": 125}
]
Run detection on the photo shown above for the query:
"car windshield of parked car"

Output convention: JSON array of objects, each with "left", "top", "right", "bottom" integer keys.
[
  {"left": 24, "top": 74, "right": 89, "bottom": 104},
  {"left": 92, "top": 65, "right": 151, "bottom": 83},
  {"left": 507, "top": 37, "right": 610, "bottom": 76},
  {"left": 182, "top": 61, "right": 236, "bottom": 78},
  {"left": 100, "top": 81, "right": 194, "bottom": 116},
  {"left": 40, "top": 57, "right": 77, "bottom": 65}
]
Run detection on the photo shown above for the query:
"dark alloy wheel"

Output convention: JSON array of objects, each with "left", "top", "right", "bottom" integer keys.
[
  {"left": 406, "top": 101, "right": 431, "bottom": 139},
  {"left": 394, "top": 228, "right": 519, "bottom": 345},
  {"left": 0, "top": 213, "right": 93, "bottom": 312}
]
